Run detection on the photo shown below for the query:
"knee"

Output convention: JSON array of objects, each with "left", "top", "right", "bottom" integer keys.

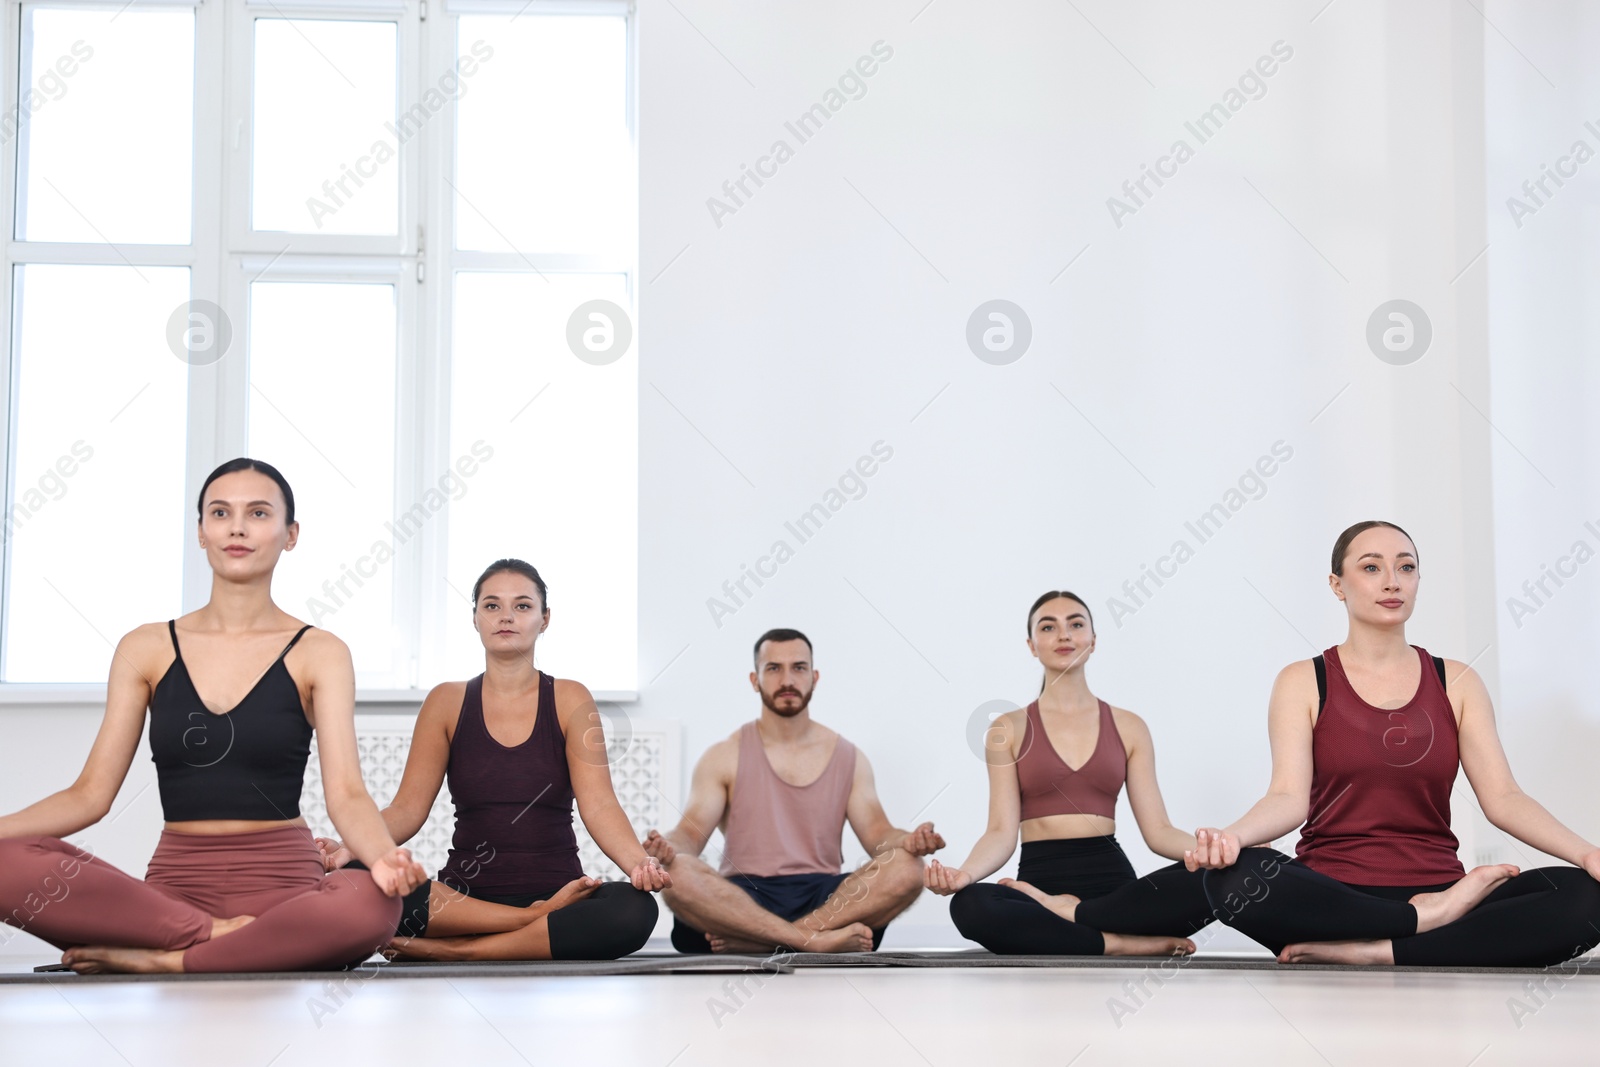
[
  {"left": 947, "top": 884, "right": 993, "bottom": 937},
  {"left": 1201, "top": 849, "right": 1281, "bottom": 925},
  {"left": 609, "top": 885, "right": 661, "bottom": 953},
  {"left": 332, "top": 870, "right": 403, "bottom": 944},
  {"left": 0, "top": 837, "right": 78, "bottom": 898},
  {"left": 661, "top": 855, "right": 715, "bottom": 907},
  {"left": 873, "top": 849, "right": 926, "bottom": 903},
  {"left": 1544, "top": 866, "right": 1600, "bottom": 917},
  {"left": 566, "top": 884, "right": 658, "bottom": 959}
]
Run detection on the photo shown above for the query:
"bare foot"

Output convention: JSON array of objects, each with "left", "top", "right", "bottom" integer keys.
[
  {"left": 1278, "top": 939, "right": 1394, "bottom": 965},
  {"left": 1409, "top": 864, "right": 1519, "bottom": 933},
  {"left": 707, "top": 933, "right": 774, "bottom": 954},
  {"left": 1000, "top": 878, "right": 1081, "bottom": 922},
  {"left": 794, "top": 923, "right": 875, "bottom": 954},
  {"left": 62, "top": 946, "right": 186, "bottom": 974},
  {"left": 209, "top": 915, "right": 256, "bottom": 940},
  {"left": 384, "top": 935, "right": 469, "bottom": 962},
  {"left": 1101, "top": 933, "right": 1195, "bottom": 957}
]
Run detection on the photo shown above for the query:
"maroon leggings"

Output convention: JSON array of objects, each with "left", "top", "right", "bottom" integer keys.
[{"left": 0, "top": 826, "right": 400, "bottom": 972}]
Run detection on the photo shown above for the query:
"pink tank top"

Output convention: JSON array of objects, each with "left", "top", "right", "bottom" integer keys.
[
  {"left": 719, "top": 721, "right": 857, "bottom": 878},
  {"left": 1015, "top": 699, "right": 1126, "bottom": 821},
  {"left": 1296, "top": 645, "right": 1463, "bottom": 886}
]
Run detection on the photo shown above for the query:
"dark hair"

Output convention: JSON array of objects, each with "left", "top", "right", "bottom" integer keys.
[
  {"left": 197, "top": 458, "right": 296, "bottom": 525},
  {"left": 1330, "top": 521, "right": 1416, "bottom": 576},
  {"left": 753, "top": 628, "right": 812, "bottom": 666},
  {"left": 1026, "top": 590, "right": 1094, "bottom": 636},
  {"left": 472, "top": 558, "right": 549, "bottom": 610}
]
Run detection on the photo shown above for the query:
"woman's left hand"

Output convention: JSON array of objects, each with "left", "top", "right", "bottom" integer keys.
[
  {"left": 630, "top": 855, "right": 672, "bottom": 892},
  {"left": 368, "top": 846, "right": 429, "bottom": 897}
]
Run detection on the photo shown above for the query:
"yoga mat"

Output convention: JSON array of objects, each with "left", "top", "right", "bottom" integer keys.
[{"left": 5, "top": 950, "right": 1595, "bottom": 983}]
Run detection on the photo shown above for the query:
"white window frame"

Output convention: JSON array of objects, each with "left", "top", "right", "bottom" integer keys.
[{"left": 0, "top": 0, "right": 639, "bottom": 700}]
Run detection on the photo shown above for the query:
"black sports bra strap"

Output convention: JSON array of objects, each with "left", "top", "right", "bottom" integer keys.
[
  {"left": 1432, "top": 655, "right": 1447, "bottom": 690},
  {"left": 167, "top": 620, "right": 181, "bottom": 656},
  {"left": 278, "top": 625, "right": 314, "bottom": 660},
  {"left": 1313, "top": 654, "right": 1327, "bottom": 712}
]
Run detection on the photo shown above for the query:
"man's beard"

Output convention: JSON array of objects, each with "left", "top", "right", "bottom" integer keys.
[{"left": 761, "top": 686, "right": 812, "bottom": 717}]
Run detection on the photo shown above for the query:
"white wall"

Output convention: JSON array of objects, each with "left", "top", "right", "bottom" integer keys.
[
  {"left": 6, "top": 0, "right": 1597, "bottom": 955},
  {"left": 632, "top": 0, "right": 1509, "bottom": 945},
  {"left": 1483, "top": 1, "right": 1600, "bottom": 859}
]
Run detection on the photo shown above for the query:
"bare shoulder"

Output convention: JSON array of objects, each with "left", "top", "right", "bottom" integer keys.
[
  {"left": 1108, "top": 704, "right": 1151, "bottom": 746},
  {"left": 425, "top": 679, "right": 469, "bottom": 704},
  {"left": 993, "top": 707, "right": 1028, "bottom": 739},
  {"left": 1274, "top": 658, "right": 1319, "bottom": 697},
  {"left": 115, "top": 621, "right": 177, "bottom": 681},
  {"left": 420, "top": 679, "right": 469, "bottom": 724},
  {"left": 698, "top": 731, "right": 744, "bottom": 779},
  {"left": 551, "top": 676, "right": 596, "bottom": 717},
  {"left": 1438, "top": 658, "right": 1483, "bottom": 691},
  {"left": 292, "top": 626, "right": 351, "bottom": 661}
]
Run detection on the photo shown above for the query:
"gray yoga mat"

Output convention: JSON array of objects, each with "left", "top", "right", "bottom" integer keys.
[{"left": 5, "top": 950, "right": 1595, "bottom": 983}]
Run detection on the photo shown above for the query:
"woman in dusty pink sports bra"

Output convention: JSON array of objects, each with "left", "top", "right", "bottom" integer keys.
[{"left": 925, "top": 591, "right": 1213, "bottom": 956}]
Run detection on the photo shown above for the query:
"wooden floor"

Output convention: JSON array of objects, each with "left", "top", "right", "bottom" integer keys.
[{"left": 2, "top": 947, "right": 1595, "bottom": 1066}]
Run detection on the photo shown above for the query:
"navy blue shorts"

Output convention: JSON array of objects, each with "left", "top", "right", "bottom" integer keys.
[{"left": 673, "top": 871, "right": 875, "bottom": 954}]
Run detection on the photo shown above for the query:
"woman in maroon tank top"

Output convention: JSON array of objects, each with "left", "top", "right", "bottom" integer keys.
[
  {"left": 923, "top": 591, "right": 1214, "bottom": 955},
  {"left": 1187, "top": 521, "right": 1600, "bottom": 966},
  {"left": 319, "top": 559, "right": 667, "bottom": 961}
]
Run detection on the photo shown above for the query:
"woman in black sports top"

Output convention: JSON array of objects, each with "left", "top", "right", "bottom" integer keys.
[{"left": 0, "top": 458, "right": 425, "bottom": 973}]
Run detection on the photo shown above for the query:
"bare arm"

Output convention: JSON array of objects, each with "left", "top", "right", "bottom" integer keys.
[
  {"left": 1186, "top": 662, "right": 1316, "bottom": 870},
  {"left": 304, "top": 631, "right": 425, "bottom": 895},
  {"left": 846, "top": 750, "right": 943, "bottom": 859},
  {"left": 0, "top": 627, "right": 159, "bottom": 839},
  {"left": 1118, "top": 709, "right": 1197, "bottom": 861},
  {"left": 1454, "top": 662, "right": 1600, "bottom": 877},
  {"left": 564, "top": 681, "right": 666, "bottom": 890},
  {"left": 370, "top": 683, "right": 458, "bottom": 847},
  {"left": 647, "top": 738, "right": 735, "bottom": 863},
  {"left": 934, "top": 712, "right": 1023, "bottom": 889}
]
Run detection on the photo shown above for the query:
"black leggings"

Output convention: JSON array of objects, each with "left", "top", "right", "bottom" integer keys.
[
  {"left": 1204, "top": 848, "right": 1600, "bottom": 966},
  {"left": 353, "top": 865, "right": 658, "bottom": 960},
  {"left": 949, "top": 837, "right": 1213, "bottom": 955}
]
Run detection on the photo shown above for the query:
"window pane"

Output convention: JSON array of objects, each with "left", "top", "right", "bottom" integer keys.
[
  {"left": 456, "top": 17, "right": 631, "bottom": 256},
  {"left": 4, "top": 265, "right": 189, "bottom": 682},
  {"left": 247, "top": 282, "right": 397, "bottom": 681},
  {"left": 446, "top": 273, "right": 636, "bottom": 691},
  {"left": 16, "top": 8, "right": 194, "bottom": 244},
  {"left": 252, "top": 19, "right": 398, "bottom": 236}
]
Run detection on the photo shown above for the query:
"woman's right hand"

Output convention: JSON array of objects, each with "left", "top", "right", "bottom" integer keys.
[
  {"left": 924, "top": 859, "right": 973, "bottom": 895},
  {"left": 544, "top": 875, "right": 603, "bottom": 912},
  {"left": 369, "top": 846, "right": 429, "bottom": 897},
  {"left": 314, "top": 836, "right": 353, "bottom": 872},
  {"left": 1183, "top": 827, "right": 1241, "bottom": 871}
]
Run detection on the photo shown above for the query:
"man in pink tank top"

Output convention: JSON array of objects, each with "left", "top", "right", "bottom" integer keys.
[{"left": 643, "top": 629, "right": 944, "bottom": 954}]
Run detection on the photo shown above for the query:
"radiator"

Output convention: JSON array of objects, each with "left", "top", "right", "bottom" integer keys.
[{"left": 298, "top": 712, "right": 680, "bottom": 881}]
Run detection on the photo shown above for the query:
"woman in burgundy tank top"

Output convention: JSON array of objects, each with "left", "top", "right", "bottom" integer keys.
[
  {"left": 1187, "top": 521, "right": 1600, "bottom": 966},
  {"left": 321, "top": 560, "right": 666, "bottom": 961},
  {"left": 924, "top": 590, "right": 1214, "bottom": 955}
]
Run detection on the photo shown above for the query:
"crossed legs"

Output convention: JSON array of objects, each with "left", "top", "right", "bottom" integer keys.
[
  {"left": 386, "top": 879, "right": 658, "bottom": 961},
  {"left": 663, "top": 848, "right": 925, "bottom": 954}
]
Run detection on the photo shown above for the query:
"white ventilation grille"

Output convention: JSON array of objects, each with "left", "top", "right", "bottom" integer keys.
[{"left": 299, "top": 712, "right": 678, "bottom": 881}]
